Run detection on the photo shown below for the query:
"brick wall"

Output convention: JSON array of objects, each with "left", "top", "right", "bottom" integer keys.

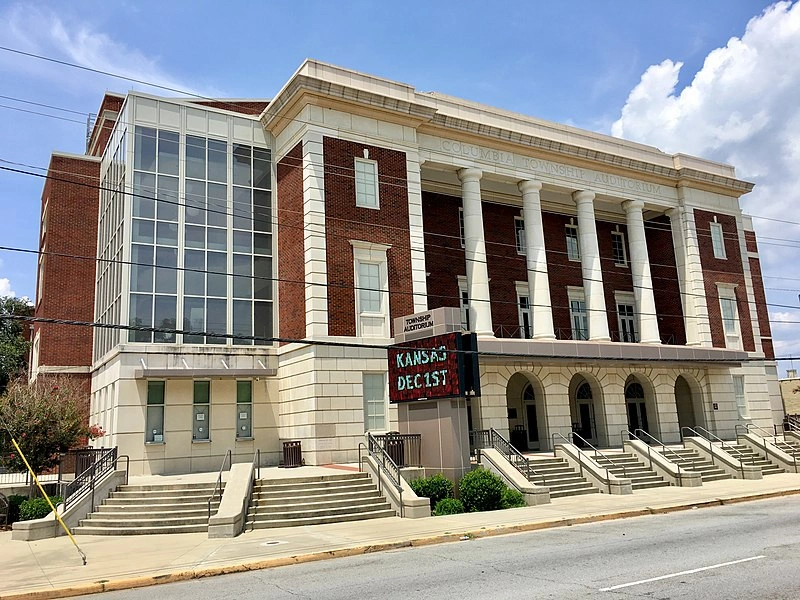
[
  {"left": 87, "top": 94, "right": 124, "bottom": 157},
  {"left": 645, "top": 216, "right": 686, "bottom": 345},
  {"left": 695, "top": 209, "right": 755, "bottom": 351},
  {"left": 422, "top": 192, "right": 464, "bottom": 311},
  {"left": 596, "top": 220, "right": 634, "bottom": 339},
  {"left": 323, "top": 137, "right": 413, "bottom": 337},
  {"left": 747, "top": 229, "right": 774, "bottom": 359},
  {"left": 543, "top": 212, "right": 584, "bottom": 336},
  {"left": 34, "top": 155, "right": 100, "bottom": 368},
  {"left": 189, "top": 100, "right": 269, "bottom": 115},
  {"left": 277, "top": 142, "right": 305, "bottom": 343},
  {"left": 484, "top": 203, "right": 527, "bottom": 336}
]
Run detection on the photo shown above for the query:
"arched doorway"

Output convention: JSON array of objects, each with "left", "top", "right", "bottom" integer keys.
[
  {"left": 675, "top": 375, "right": 705, "bottom": 432},
  {"left": 505, "top": 372, "right": 545, "bottom": 451},
  {"left": 571, "top": 378, "right": 597, "bottom": 446},
  {"left": 625, "top": 380, "right": 649, "bottom": 434}
]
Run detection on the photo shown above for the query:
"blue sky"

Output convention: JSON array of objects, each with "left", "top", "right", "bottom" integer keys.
[{"left": 1, "top": 0, "right": 798, "bottom": 372}]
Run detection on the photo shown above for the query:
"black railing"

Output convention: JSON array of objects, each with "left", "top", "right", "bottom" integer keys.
[
  {"left": 736, "top": 423, "right": 799, "bottom": 474},
  {"left": 207, "top": 449, "right": 232, "bottom": 522},
  {"left": 372, "top": 433, "right": 421, "bottom": 468},
  {"left": 621, "top": 428, "right": 686, "bottom": 485},
  {"left": 683, "top": 426, "right": 747, "bottom": 478},
  {"left": 493, "top": 325, "right": 533, "bottom": 339},
  {"left": 469, "top": 429, "right": 491, "bottom": 457},
  {"left": 63, "top": 447, "right": 126, "bottom": 511},
  {"left": 471, "top": 428, "right": 545, "bottom": 486},
  {"left": 359, "top": 432, "right": 403, "bottom": 517},
  {"left": 784, "top": 414, "right": 800, "bottom": 432}
]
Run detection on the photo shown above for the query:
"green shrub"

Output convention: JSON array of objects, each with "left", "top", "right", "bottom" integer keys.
[
  {"left": 18, "top": 496, "right": 62, "bottom": 521},
  {"left": 458, "top": 468, "right": 505, "bottom": 512},
  {"left": 500, "top": 487, "right": 526, "bottom": 509},
  {"left": 7, "top": 495, "right": 27, "bottom": 524},
  {"left": 433, "top": 498, "right": 465, "bottom": 516},
  {"left": 409, "top": 473, "right": 454, "bottom": 509}
]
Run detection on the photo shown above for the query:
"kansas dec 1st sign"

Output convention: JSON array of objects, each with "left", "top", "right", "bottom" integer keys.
[{"left": 387, "top": 332, "right": 480, "bottom": 403}]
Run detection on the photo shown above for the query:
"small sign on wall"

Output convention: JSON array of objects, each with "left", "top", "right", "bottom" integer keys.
[
  {"left": 196, "top": 413, "right": 205, "bottom": 421},
  {"left": 713, "top": 402, "right": 719, "bottom": 410}
]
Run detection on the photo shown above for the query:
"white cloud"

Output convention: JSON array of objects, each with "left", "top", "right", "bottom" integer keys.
[
  {"left": 612, "top": 1, "right": 800, "bottom": 360},
  {"left": 0, "top": 278, "right": 16, "bottom": 298}
]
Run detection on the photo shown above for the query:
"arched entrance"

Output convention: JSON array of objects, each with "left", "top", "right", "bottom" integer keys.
[
  {"left": 569, "top": 376, "right": 597, "bottom": 446},
  {"left": 625, "top": 380, "right": 649, "bottom": 434},
  {"left": 505, "top": 372, "right": 545, "bottom": 451},
  {"left": 675, "top": 375, "right": 705, "bottom": 432}
]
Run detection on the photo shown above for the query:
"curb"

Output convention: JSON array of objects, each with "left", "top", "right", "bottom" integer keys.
[{"left": 4, "top": 488, "right": 800, "bottom": 600}]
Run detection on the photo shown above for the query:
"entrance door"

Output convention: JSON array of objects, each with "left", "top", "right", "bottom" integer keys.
[
  {"left": 525, "top": 403, "right": 539, "bottom": 450},
  {"left": 576, "top": 400, "right": 595, "bottom": 445},
  {"left": 627, "top": 400, "right": 649, "bottom": 434}
]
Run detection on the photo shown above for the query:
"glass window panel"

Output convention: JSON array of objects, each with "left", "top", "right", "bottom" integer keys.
[
  {"left": 184, "top": 250, "right": 205, "bottom": 296},
  {"left": 156, "top": 222, "right": 178, "bottom": 246},
  {"left": 207, "top": 251, "right": 227, "bottom": 297},
  {"left": 153, "top": 294, "right": 177, "bottom": 342},
  {"left": 233, "top": 187, "right": 252, "bottom": 230},
  {"left": 358, "top": 262, "right": 381, "bottom": 312},
  {"left": 232, "top": 144, "right": 252, "bottom": 186},
  {"left": 185, "top": 179, "right": 206, "bottom": 225},
  {"left": 132, "top": 219, "right": 154, "bottom": 244},
  {"left": 233, "top": 230, "right": 252, "bottom": 253},
  {"left": 207, "top": 227, "right": 227, "bottom": 251},
  {"left": 237, "top": 380, "right": 252, "bottom": 403},
  {"left": 185, "top": 135, "right": 206, "bottom": 180},
  {"left": 193, "top": 381, "right": 210, "bottom": 404},
  {"left": 253, "top": 190, "right": 271, "bottom": 232},
  {"left": 147, "top": 381, "right": 165, "bottom": 405},
  {"left": 157, "top": 130, "right": 179, "bottom": 175},
  {"left": 129, "top": 293, "right": 153, "bottom": 342},
  {"left": 185, "top": 225, "right": 205, "bottom": 249},
  {"left": 156, "top": 175, "right": 179, "bottom": 222},
  {"left": 233, "top": 254, "right": 252, "bottom": 299},
  {"left": 131, "top": 245, "right": 154, "bottom": 293},
  {"left": 207, "top": 182, "right": 227, "bottom": 227},
  {"left": 233, "top": 299, "right": 252, "bottom": 345},
  {"left": 154, "top": 247, "right": 178, "bottom": 294},
  {"left": 133, "top": 172, "right": 156, "bottom": 218},
  {"left": 253, "top": 232, "right": 271, "bottom": 256},
  {"left": 145, "top": 405, "right": 164, "bottom": 443},
  {"left": 206, "top": 298, "right": 227, "bottom": 344},
  {"left": 254, "top": 301, "right": 273, "bottom": 343},
  {"left": 134, "top": 126, "right": 156, "bottom": 172},
  {"left": 237, "top": 395, "right": 252, "bottom": 438},
  {"left": 207, "top": 139, "right": 227, "bottom": 183},
  {"left": 193, "top": 404, "right": 210, "bottom": 440},
  {"left": 253, "top": 256, "right": 272, "bottom": 300},
  {"left": 253, "top": 154, "right": 270, "bottom": 190},
  {"left": 183, "top": 296, "right": 205, "bottom": 344}
]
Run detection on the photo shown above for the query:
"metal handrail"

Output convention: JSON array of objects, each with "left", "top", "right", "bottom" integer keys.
[
  {"left": 207, "top": 449, "right": 232, "bottom": 522},
  {"left": 621, "top": 429, "right": 684, "bottom": 485},
  {"left": 551, "top": 432, "right": 614, "bottom": 493},
  {"left": 243, "top": 449, "right": 261, "bottom": 531},
  {"left": 483, "top": 428, "right": 545, "bottom": 486},
  {"left": 682, "top": 426, "right": 746, "bottom": 478},
  {"left": 359, "top": 433, "right": 404, "bottom": 517},
  {"left": 737, "top": 423, "right": 799, "bottom": 473},
  {"left": 63, "top": 447, "right": 119, "bottom": 511}
]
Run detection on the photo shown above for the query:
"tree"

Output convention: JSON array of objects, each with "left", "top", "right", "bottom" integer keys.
[
  {"left": 0, "top": 376, "right": 92, "bottom": 475},
  {"left": 0, "top": 296, "right": 32, "bottom": 394}
]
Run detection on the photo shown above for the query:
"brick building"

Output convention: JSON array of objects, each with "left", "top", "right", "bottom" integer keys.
[{"left": 32, "top": 60, "right": 783, "bottom": 475}]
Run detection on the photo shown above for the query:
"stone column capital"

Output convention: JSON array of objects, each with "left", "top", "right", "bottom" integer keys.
[
  {"left": 572, "top": 190, "right": 595, "bottom": 205},
  {"left": 518, "top": 179, "right": 543, "bottom": 195},
  {"left": 665, "top": 207, "right": 683, "bottom": 219},
  {"left": 622, "top": 199, "right": 645, "bottom": 213},
  {"left": 457, "top": 167, "right": 482, "bottom": 184}
]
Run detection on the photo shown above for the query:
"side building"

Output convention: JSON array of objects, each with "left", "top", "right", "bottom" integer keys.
[{"left": 33, "top": 60, "right": 783, "bottom": 475}]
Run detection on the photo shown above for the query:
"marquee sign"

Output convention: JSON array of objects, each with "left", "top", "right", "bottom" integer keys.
[{"left": 387, "top": 332, "right": 480, "bottom": 403}]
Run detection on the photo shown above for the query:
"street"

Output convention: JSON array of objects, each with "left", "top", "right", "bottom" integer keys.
[{"left": 75, "top": 495, "right": 800, "bottom": 600}]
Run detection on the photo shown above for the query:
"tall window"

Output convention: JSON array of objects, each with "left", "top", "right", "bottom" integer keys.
[
  {"left": 355, "top": 158, "right": 379, "bottom": 208},
  {"left": 352, "top": 241, "right": 389, "bottom": 337},
  {"left": 612, "top": 231, "right": 627, "bottom": 266},
  {"left": 458, "top": 277, "right": 470, "bottom": 331},
  {"left": 193, "top": 381, "right": 210, "bottom": 441},
  {"left": 734, "top": 375, "right": 749, "bottom": 418},
  {"left": 146, "top": 381, "right": 165, "bottom": 443},
  {"left": 720, "top": 298, "right": 737, "bottom": 334},
  {"left": 717, "top": 283, "right": 741, "bottom": 350},
  {"left": 236, "top": 380, "right": 253, "bottom": 439},
  {"left": 515, "top": 217, "right": 526, "bottom": 255},
  {"left": 617, "top": 303, "right": 637, "bottom": 342},
  {"left": 569, "top": 289, "right": 588, "bottom": 340},
  {"left": 363, "top": 373, "right": 387, "bottom": 430},
  {"left": 458, "top": 207, "right": 465, "bottom": 248},
  {"left": 710, "top": 222, "right": 726, "bottom": 259},
  {"left": 566, "top": 224, "right": 580, "bottom": 261},
  {"left": 517, "top": 283, "right": 532, "bottom": 339}
]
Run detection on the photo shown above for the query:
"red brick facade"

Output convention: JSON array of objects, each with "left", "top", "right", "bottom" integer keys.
[
  {"left": 422, "top": 192, "right": 465, "bottom": 311},
  {"left": 645, "top": 216, "right": 686, "bottom": 345},
  {"left": 276, "top": 142, "right": 305, "bottom": 343},
  {"left": 747, "top": 232, "right": 774, "bottom": 359},
  {"left": 322, "top": 137, "right": 414, "bottom": 337},
  {"left": 87, "top": 94, "right": 124, "bottom": 158},
  {"left": 694, "top": 209, "right": 755, "bottom": 351},
  {"left": 189, "top": 100, "right": 269, "bottom": 116},
  {"left": 543, "top": 212, "right": 584, "bottom": 336},
  {"left": 484, "top": 203, "right": 527, "bottom": 336},
  {"left": 34, "top": 155, "right": 101, "bottom": 369}
]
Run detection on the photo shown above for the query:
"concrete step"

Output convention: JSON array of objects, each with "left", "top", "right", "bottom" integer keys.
[
  {"left": 550, "top": 487, "right": 599, "bottom": 499},
  {"left": 79, "top": 515, "right": 209, "bottom": 528},
  {"left": 250, "top": 496, "right": 386, "bottom": 515},
  {"left": 74, "top": 523, "right": 208, "bottom": 535},
  {"left": 94, "top": 504, "right": 217, "bottom": 515},
  {"left": 632, "top": 480, "right": 671, "bottom": 490},
  {"left": 248, "top": 501, "right": 391, "bottom": 521},
  {"left": 254, "top": 482, "right": 377, "bottom": 499},
  {"left": 250, "top": 490, "right": 379, "bottom": 506},
  {"left": 249, "top": 508, "right": 395, "bottom": 529}
]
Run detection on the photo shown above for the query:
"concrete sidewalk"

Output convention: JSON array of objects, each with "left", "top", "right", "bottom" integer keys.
[{"left": 3, "top": 470, "right": 800, "bottom": 600}]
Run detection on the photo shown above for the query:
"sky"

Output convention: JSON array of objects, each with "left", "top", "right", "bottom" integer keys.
[{"left": 0, "top": 0, "right": 798, "bottom": 373}]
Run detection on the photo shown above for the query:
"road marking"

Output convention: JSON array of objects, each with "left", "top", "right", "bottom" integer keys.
[{"left": 599, "top": 555, "right": 766, "bottom": 592}]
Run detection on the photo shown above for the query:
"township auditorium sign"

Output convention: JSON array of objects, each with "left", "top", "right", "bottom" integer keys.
[{"left": 387, "top": 332, "right": 480, "bottom": 403}]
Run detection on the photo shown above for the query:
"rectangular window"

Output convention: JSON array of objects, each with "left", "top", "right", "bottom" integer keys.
[
  {"left": 358, "top": 262, "right": 382, "bottom": 313},
  {"left": 568, "top": 289, "right": 588, "bottom": 340},
  {"left": 458, "top": 278, "right": 470, "bottom": 331},
  {"left": 515, "top": 217, "right": 526, "bottom": 255},
  {"left": 193, "top": 381, "right": 210, "bottom": 441},
  {"left": 458, "top": 207, "right": 465, "bottom": 248},
  {"left": 566, "top": 224, "right": 580, "bottom": 261},
  {"left": 363, "top": 373, "right": 387, "bottom": 431},
  {"left": 236, "top": 381, "right": 253, "bottom": 439},
  {"left": 146, "top": 381, "right": 165, "bottom": 443},
  {"left": 711, "top": 222, "right": 727, "bottom": 259},
  {"left": 352, "top": 242, "right": 390, "bottom": 337},
  {"left": 734, "top": 375, "right": 749, "bottom": 418},
  {"left": 720, "top": 297, "right": 737, "bottom": 335},
  {"left": 617, "top": 303, "right": 637, "bottom": 342},
  {"left": 516, "top": 284, "right": 532, "bottom": 339},
  {"left": 612, "top": 231, "right": 627, "bottom": 266},
  {"left": 355, "top": 158, "right": 379, "bottom": 208}
]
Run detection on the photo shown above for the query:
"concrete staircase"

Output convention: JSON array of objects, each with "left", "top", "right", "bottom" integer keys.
[
  {"left": 726, "top": 442, "right": 784, "bottom": 475},
  {"left": 247, "top": 472, "right": 395, "bottom": 529},
  {"left": 592, "top": 453, "right": 669, "bottom": 490},
  {"left": 75, "top": 481, "right": 221, "bottom": 535},
  {"left": 525, "top": 456, "right": 599, "bottom": 499},
  {"left": 772, "top": 438, "right": 800, "bottom": 459},
  {"left": 667, "top": 448, "right": 732, "bottom": 482}
]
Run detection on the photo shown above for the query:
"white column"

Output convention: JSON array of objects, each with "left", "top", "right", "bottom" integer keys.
[
  {"left": 573, "top": 190, "right": 610, "bottom": 341},
  {"left": 302, "top": 131, "right": 329, "bottom": 338},
  {"left": 667, "top": 203, "right": 712, "bottom": 346},
  {"left": 622, "top": 200, "right": 660, "bottom": 344},
  {"left": 406, "top": 154, "right": 428, "bottom": 313},
  {"left": 458, "top": 168, "right": 493, "bottom": 337},
  {"left": 519, "top": 180, "right": 554, "bottom": 339}
]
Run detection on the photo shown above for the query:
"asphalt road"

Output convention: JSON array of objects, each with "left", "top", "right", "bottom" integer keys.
[{"left": 78, "top": 495, "right": 800, "bottom": 600}]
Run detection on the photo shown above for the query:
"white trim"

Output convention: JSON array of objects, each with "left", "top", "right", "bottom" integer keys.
[
  {"left": 351, "top": 240, "right": 390, "bottom": 338},
  {"left": 716, "top": 282, "right": 741, "bottom": 349}
]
